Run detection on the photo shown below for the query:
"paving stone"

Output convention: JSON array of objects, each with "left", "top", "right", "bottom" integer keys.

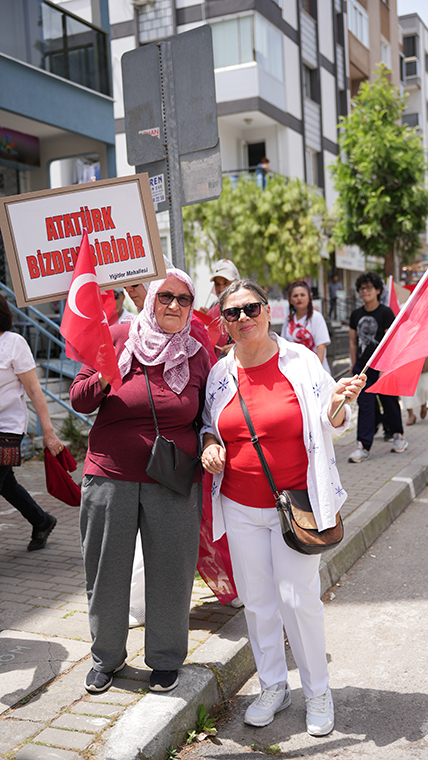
[
  {"left": 0, "top": 717, "right": 43, "bottom": 754},
  {"left": 10, "top": 660, "right": 90, "bottom": 722},
  {"left": 30, "top": 726, "right": 94, "bottom": 750},
  {"left": 85, "top": 692, "right": 139, "bottom": 705},
  {"left": 70, "top": 701, "right": 125, "bottom": 717},
  {"left": 0, "top": 631, "right": 89, "bottom": 714},
  {"left": 52, "top": 712, "right": 110, "bottom": 731},
  {"left": 14, "top": 745, "right": 79, "bottom": 760}
]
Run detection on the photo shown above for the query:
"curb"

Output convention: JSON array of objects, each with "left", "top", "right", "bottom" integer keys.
[{"left": 104, "top": 454, "right": 428, "bottom": 760}]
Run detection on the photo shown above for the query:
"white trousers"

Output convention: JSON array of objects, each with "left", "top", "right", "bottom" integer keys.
[
  {"left": 130, "top": 532, "right": 146, "bottom": 612},
  {"left": 222, "top": 496, "right": 329, "bottom": 698}
]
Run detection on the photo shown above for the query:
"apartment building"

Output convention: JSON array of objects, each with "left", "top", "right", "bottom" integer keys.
[
  {"left": 399, "top": 12, "right": 428, "bottom": 261},
  {"left": 0, "top": 0, "right": 116, "bottom": 282}
]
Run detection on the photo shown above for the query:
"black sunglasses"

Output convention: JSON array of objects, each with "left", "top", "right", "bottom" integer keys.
[
  {"left": 221, "top": 302, "right": 263, "bottom": 322},
  {"left": 156, "top": 291, "right": 194, "bottom": 307}
]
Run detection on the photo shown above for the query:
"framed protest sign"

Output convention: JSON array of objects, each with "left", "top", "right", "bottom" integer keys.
[{"left": 0, "top": 173, "right": 166, "bottom": 307}]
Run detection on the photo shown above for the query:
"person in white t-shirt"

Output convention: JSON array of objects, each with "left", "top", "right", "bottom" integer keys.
[
  {"left": 281, "top": 280, "right": 331, "bottom": 374},
  {"left": 0, "top": 294, "right": 64, "bottom": 550}
]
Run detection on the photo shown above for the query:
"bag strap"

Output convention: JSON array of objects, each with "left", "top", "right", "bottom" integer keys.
[
  {"left": 143, "top": 366, "right": 202, "bottom": 459},
  {"left": 143, "top": 365, "right": 160, "bottom": 437},
  {"left": 233, "top": 376, "right": 279, "bottom": 499}
]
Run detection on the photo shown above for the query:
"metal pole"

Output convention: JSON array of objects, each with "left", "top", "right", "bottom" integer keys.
[{"left": 159, "top": 40, "right": 186, "bottom": 271}]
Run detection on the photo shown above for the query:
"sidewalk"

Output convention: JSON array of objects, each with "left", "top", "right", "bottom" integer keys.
[{"left": 1, "top": 406, "right": 427, "bottom": 760}]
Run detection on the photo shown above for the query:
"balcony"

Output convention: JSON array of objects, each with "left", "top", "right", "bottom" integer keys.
[{"left": 0, "top": 0, "right": 110, "bottom": 97}]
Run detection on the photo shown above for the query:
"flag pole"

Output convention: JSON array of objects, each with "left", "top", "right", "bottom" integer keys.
[{"left": 331, "top": 267, "right": 428, "bottom": 419}]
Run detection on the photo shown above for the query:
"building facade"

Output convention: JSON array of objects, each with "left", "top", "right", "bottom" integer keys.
[
  {"left": 0, "top": 0, "right": 116, "bottom": 282},
  {"left": 399, "top": 12, "right": 428, "bottom": 265}
]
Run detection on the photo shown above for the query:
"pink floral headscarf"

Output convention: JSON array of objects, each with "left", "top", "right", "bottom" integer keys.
[{"left": 118, "top": 268, "right": 201, "bottom": 393}]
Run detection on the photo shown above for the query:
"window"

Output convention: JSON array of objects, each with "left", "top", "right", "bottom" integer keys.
[
  {"left": 405, "top": 59, "right": 419, "bottom": 77},
  {"left": 212, "top": 13, "right": 283, "bottom": 81},
  {"left": 255, "top": 14, "right": 284, "bottom": 81},
  {"left": 348, "top": 0, "right": 369, "bottom": 48},
  {"left": 402, "top": 113, "right": 420, "bottom": 128},
  {"left": 305, "top": 149, "right": 318, "bottom": 187},
  {"left": 403, "top": 35, "right": 418, "bottom": 59},
  {"left": 303, "top": 65, "right": 318, "bottom": 100},
  {"left": 381, "top": 39, "right": 391, "bottom": 69},
  {"left": 211, "top": 16, "right": 254, "bottom": 69},
  {"left": 425, "top": 53, "right": 428, "bottom": 73}
]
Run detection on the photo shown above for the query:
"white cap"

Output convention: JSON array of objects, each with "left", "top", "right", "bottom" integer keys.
[{"left": 210, "top": 259, "right": 240, "bottom": 283}]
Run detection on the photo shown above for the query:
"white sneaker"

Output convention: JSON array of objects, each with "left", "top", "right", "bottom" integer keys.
[
  {"left": 306, "top": 687, "right": 334, "bottom": 736},
  {"left": 391, "top": 434, "right": 408, "bottom": 454},
  {"left": 230, "top": 597, "right": 244, "bottom": 608},
  {"left": 348, "top": 441, "right": 370, "bottom": 463},
  {"left": 244, "top": 682, "right": 291, "bottom": 727},
  {"left": 129, "top": 607, "right": 145, "bottom": 628}
]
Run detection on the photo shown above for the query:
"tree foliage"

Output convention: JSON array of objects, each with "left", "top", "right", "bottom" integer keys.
[
  {"left": 183, "top": 174, "right": 330, "bottom": 288},
  {"left": 330, "top": 65, "right": 428, "bottom": 273}
]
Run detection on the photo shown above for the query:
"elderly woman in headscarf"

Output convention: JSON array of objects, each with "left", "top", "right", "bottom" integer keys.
[{"left": 69, "top": 269, "right": 211, "bottom": 696}]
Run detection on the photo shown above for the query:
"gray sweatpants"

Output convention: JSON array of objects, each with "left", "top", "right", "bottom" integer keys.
[{"left": 80, "top": 475, "right": 202, "bottom": 673}]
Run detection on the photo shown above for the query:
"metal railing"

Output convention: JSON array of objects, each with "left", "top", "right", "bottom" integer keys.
[
  {"left": 0, "top": 282, "right": 93, "bottom": 428},
  {"left": 0, "top": 0, "right": 111, "bottom": 96}
]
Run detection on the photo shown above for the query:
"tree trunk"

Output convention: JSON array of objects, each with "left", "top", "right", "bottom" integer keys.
[{"left": 384, "top": 245, "right": 395, "bottom": 277}]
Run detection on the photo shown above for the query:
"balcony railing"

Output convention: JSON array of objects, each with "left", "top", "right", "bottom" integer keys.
[{"left": 0, "top": 0, "right": 111, "bottom": 96}]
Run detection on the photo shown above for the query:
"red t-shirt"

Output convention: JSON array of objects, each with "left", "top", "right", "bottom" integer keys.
[{"left": 218, "top": 353, "right": 308, "bottom": 507}]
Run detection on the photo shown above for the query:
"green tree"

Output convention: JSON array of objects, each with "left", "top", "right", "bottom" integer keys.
[
  {"left": 330, "top": 65, "right": 428, "bottom": 276},
  {"left": 183, "top": 174, "right": 330, "bottom": 288}
]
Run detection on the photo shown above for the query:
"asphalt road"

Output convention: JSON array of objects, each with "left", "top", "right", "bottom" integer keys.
[{"left": 176, "top": 486, "right": 428, "bottom": 760}]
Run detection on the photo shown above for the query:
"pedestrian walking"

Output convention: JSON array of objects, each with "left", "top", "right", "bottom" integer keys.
[
  {"left": 201, "top": 277, "right": 365, "bottom": 736},
  {"left": 0, "top": 294, "right": 63, "bottom": 550},
  {"left": 348, "top": 271, "right": 408, "bottom": 462}
]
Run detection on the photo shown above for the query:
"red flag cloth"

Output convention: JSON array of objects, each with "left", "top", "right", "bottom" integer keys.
[
  {"left": 44, "top": 446, "right": 81, "bottom": 506},
  {"left": 190, "top": 315, "right": 217, "bottom": 367},
  {"left": 367, "top": 269, "right": 428, "bottom": 396},
  {"left": 60, "top": 230, "right": 122, "bottom": 390},
  {"left": 387, "top": 276, "right": 400, "bottom": 318},
  {"left": 197, "top": 473, "right": 238, "bottom": 604},
  {"left": 101, "top": 290, "right": 118, "bottom": 326},
  {"left": 193, "top": 308, "right": 222, "bottom": 350}
]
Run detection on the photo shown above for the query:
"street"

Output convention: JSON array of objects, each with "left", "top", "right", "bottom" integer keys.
[{"left": 177, "top": 486, "right": 428, "bottom": 759}]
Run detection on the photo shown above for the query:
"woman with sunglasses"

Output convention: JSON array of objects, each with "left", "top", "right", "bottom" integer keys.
[
  {"left": 70, "top": 269, "right": 211, "bottom": 695},
  {"left": 201, "top": 278, "right": 365, "bottom": 737}
]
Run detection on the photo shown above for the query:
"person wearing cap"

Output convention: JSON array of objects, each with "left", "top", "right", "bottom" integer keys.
[
  {"left": 114, "top": 289, "right": 133, "bottom": 323},
  {"left": 201, "top": 259, "right": 240, "bottom": 358}
]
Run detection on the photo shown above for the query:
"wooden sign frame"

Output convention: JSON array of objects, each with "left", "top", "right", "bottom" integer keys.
[{"left": 0, "top": 173, "right": 166, "bottom": 307}]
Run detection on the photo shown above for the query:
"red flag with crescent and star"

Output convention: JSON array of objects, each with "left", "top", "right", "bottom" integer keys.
[
  {"left": 366, "top": 268, "right": 428, "bottom": 397},
  {"left": 60, "top": 230, "right": 122, "bottom": 390}
]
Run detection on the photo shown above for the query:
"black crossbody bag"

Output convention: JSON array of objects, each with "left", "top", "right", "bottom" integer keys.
[
  {"left": 144, "top": 366, "right": 201, "bottom": 498},
  {"left": 234, "top": 378, "right": 343, "bottom": 555}
]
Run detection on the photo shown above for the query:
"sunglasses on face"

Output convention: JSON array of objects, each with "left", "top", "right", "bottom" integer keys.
[
  {"left": 221, "top": 302, "right": 263, "bottom": 322},
  {"left": 156, "top": 291, "right": 194, "bottom": 307}
]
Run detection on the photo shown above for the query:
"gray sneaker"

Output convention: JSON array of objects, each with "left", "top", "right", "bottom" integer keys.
[
  {"left": 348, "top": 442, "right": 370, "bottom": 463},
  {"left": 244, "top": 682, "right": 291, "bottom": 727},
  {"left": 391, "top": 434, "right": 408, "bottom": 453}
]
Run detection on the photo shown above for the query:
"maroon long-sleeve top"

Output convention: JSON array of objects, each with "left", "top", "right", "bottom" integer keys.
[{"left": 69, "top": 324, "right": 210, "bottom": 483}]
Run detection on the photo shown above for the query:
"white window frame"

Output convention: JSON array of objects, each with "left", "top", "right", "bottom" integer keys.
[{"left": 348, "top": 0, "right": 369, "bottom": 49}]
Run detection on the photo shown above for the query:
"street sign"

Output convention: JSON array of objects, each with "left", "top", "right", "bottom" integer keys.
[{"left": 122, "top": 25, "right": 222, "bottom": 268}]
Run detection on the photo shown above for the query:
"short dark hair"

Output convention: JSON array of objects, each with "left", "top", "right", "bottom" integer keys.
[
  {"left": 355, "top": 271, "right": 384, "bottom": 299},
  {"left": 0, "top": 294, "right": 12, "bottom": 332},
  {"left": 219, "top": 278, "right": 268, "bottom": 311}
]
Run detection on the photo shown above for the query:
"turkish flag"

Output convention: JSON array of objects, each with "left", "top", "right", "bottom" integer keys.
[
  {"left": 387, "top": 275, "right": 400, "bottom": 318},
  {"left": 60, "top": 230, "right": 122, "bottom": 390},
  {"left": 101, "top": 290, "right": 118, "bottom": 326},
  {"left": 367, "top": 268, "right": 428, "bottom": 396},
  {"left": 193, "top": 308, "right": 221, "bottom": 349}
]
